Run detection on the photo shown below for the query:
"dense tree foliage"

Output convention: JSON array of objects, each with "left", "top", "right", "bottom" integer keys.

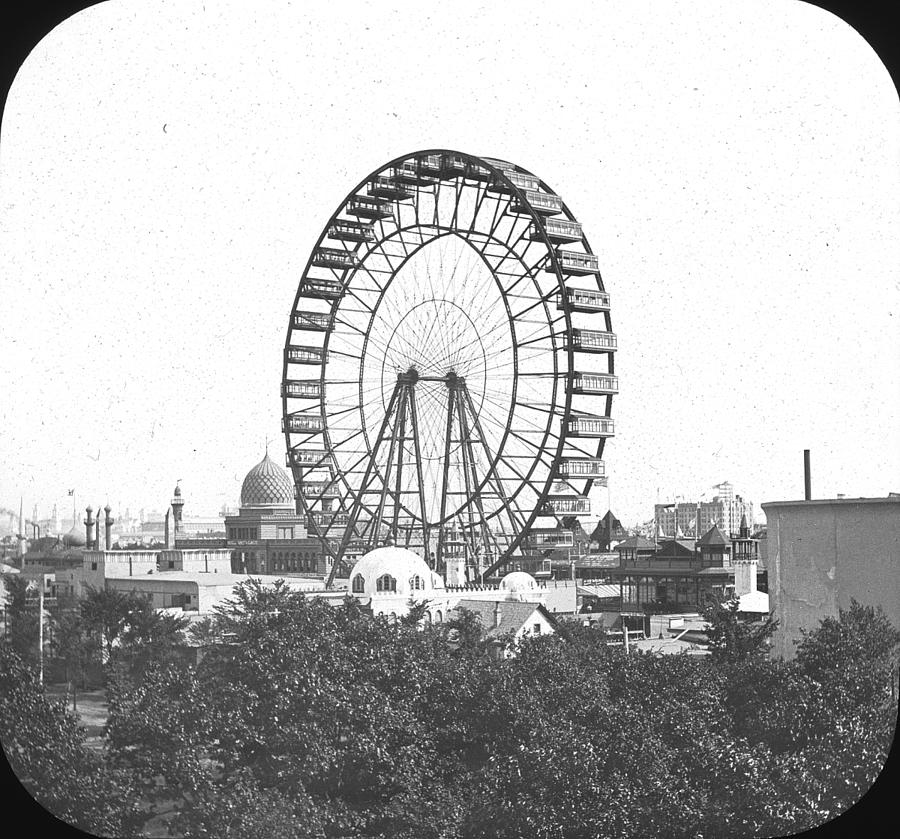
[
  {"left": 0, "top": 642, "right": 144, "bottom": 836},
  {"left": 1, "top": 572, "right": 40, "bottom": 664},
  {"left": 2, "top": 579, "right": 897, "bottom": 837}
]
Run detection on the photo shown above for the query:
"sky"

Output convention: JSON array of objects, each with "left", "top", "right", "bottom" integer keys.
[{"left": 1, "top": 0, "right": 898, "bottom": 528}]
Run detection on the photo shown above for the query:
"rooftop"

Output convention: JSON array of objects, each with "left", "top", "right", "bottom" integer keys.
[{"left": 453, "top": 599, "right": 552, "bottom": 641}]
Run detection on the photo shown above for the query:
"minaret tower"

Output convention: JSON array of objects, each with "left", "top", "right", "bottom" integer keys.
[
  {"left": 84, "top": 505, "right": 96, "bottom": 550},
  {"left": 104, "top": 504, "right": 114, "bottom": 550},
  {"left": 171, "top": 481, "right": 185, "bottom": 537}
]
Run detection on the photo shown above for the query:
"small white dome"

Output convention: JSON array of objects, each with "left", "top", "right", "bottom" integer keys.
[
  {"left": 499, "top": 571, "right": 538, "bottom": 593},
  {"left": 430, "top": 570, "right": 446, "bottom": 590},
  {"left": 349, "top": 546, "right": 434, "bottom": 598}
]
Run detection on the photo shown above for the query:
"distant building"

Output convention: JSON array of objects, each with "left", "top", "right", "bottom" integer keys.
[
  {"left": 222, "top": 451, "right": 335, "bottom": 576},
  {"left": 763, "top": 496, "right": 900, "bottom": 659},
  {"left": 608, "top": 522, "right": 763, "bottom": 615},
  {"left": 655, "top": 482, "right": 754, "bottom": 539},
  {"left": 449, "top": 599, "right": 558, "bottom": 658},
  {"left": 590, "top": 510, "right": 628, "bottom": 551}
]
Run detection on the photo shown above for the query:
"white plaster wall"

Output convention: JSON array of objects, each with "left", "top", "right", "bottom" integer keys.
[{"left": 763, "top": 498, "right": 900, "bottom": 659}]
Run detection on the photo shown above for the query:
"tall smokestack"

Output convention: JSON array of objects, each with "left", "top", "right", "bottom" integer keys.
[
  {"left": 17, "top": 497, "right": 26, "bottom": 558},
  {"left": 803, "top": 449, "right": 811, "bottom": 501}
]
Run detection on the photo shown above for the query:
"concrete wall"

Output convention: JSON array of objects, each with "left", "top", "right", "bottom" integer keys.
[
  {"left": 106, "top": 577, "right": 201, "bottom": 611},
  {"left": 763, "top": 497, "right": 900, "bottom": 659},
  {"left": 159, "top": 548, "right": 232, "bottom": 573},
  {"left": 538, "top": 579, "right": 577, "bottom": 614}
]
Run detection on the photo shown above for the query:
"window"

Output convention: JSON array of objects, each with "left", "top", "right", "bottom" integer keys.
[
  {"left": 410, "top": 575, "right": 423, "bottom": 590},
  {"left": 533, "top": 623, "right": 542, "bottom": 635},
  {"left": 91, "top": 562, "right": 97, "bottom": 571},
  {"left": 352, "top": 575, "right": 365, "bottom": 593},
  {"left": 277, "top": 526, "right": 293, "bottom": 539},
  {"left": 435, "top": 610, "right": 443, "bottom": 623},
  {"left": 376, "top": 574, "right": 397, "bottom": 593}
]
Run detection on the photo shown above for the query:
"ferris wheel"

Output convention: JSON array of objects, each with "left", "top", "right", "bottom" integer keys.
[{"left": 282, "top": 150, "right": 616, "bottom": 584}]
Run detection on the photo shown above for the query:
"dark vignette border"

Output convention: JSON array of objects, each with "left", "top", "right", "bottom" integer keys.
[{"left": 0, "top": 1, "right": 896, "bottom": 838}]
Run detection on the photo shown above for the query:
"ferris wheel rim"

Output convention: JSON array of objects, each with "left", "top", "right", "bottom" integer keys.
[{"left": 282, "top": 149, "right": 614, "bottom": 573}]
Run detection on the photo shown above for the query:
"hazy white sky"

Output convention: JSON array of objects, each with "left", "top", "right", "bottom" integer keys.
[{"left": 1, "top": 0, "right": 898, "bottom": 527}]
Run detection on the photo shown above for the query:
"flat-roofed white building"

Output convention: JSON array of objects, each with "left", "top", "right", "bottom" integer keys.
[{"left": 762, "top": 496, "right": 900, "bottom": 659}]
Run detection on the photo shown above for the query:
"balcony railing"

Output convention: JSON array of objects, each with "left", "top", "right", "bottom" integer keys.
[
  {"left": 393, "top": 160, "right": 438, "bottom": 185},
  {"left": 570, "top": 374, "right": 618, "bottom": 395},
  {"left": 368, "top": 176, "right": 414, "bottom": 200},
  {"left": 549, "top": 249, "right": 600, "bottom": 275},
  {"left": 556, "top": 458, "right": 606, "bottom": 478},
  {"left": 299, "top": 480, "right": 339, "bottom": 498},
  {"left": 490, "top": 171, "right": 540, "bottom": 194},
  {"left": 510, "top": 189, "right": 563, "bottom": 216},
  {"left": 301, "top": 278, "right": 343, "bottom": 299},
  {"left": 328, "top": 219, "right": 375, "bottom": 242},
  {"left": 286, "top": 449, "right": 329, "bottom": 468},
  {"left": 565, "top": 414, "right": 615, "bottom": 436},
  {"left": 556, "top": 287, "right": 610, "bottom": 313},
  {"left": 528, "top": 532, "right": 575, "bottom": 547},
  {"left": 282, "top": 380, "right": 322, "bottom": 399},
  {"left": 568, "top": 329, "right": 617, "bottom": 353},
  {"left": 286, "top": 345, "right": 327, "bottom": 365},
  {"left": 530, "top": 217, "right": 582, "bottom": 243},
  {"left": 292, "top": 311, "right": 331, "bottom": 331},
  {"left": 541, "top": 496, "right": 591, "bottom": 515},
  {"left": 283, "top": 414, "right": 325, "bottom": 433},
  {"left": 346, "top": 195, "right": 393, "bottom": 219},
  {"left": 312, "top": 247, "right": 359, "bottom": 270}
]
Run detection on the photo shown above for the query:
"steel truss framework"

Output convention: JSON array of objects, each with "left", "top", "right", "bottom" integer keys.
[{"left": 281, "top": 150, "right": 616, "bottom": 586}]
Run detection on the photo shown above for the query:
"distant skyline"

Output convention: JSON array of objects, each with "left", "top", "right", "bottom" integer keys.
[{"left": 1, "top": 0, "right": 898, "bottom": 528}]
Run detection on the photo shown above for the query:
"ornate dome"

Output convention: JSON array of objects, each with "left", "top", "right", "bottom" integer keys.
[
  {"left": 240, "top": 452, "right": 295, "bottom": 509},
  {"left": 349, "top": 546, "right": 434, "bottom": 599},
  {"left": 63, "top": 519, "right": 86, "bottom": 548}
]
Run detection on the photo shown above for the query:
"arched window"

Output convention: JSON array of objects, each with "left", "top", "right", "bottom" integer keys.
[
  {"left": 410, "top": 575, "right": 423, "bottom": 590},
  {"left": 424, "top": 611, "right": 432, "bottom": 626},
  {"left": 376, "top": 574, "right": 397, "bottom": 593},
  {"left": 352, "top": 575, "right": 365, "bottom": 594},
  {"left": 435, "top": 610, "right": 443, "bottom": 623}
]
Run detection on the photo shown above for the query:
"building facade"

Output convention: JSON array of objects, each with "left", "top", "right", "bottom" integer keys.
[
  {"left": 608, "top": 523, "right": 762, "bottom": 615},
  {"left": 655, "top": 482, "right": 755, "bottom": 539},
  {"left": 763, "top": 496, "right": 900, "bottom": 659}
]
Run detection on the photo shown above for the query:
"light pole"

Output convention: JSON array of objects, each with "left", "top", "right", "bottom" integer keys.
[{"left": 37, "top": 583, "right": 44, "bottom": 685}]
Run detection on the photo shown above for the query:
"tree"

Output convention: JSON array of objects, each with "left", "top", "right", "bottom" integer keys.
[
  {"left": 795, "top": 599, "right": 900, "bottom": 709},
  {"left": 702, "top": 596, "right": 778, "bottom": 664},
  {"left": 49, "top": 603, "right": 95, "bottom": 711},
  {"left": 1, "top": 572, "right": 39, "bottom": 664},
  {"left": 115, "top": 606, "right": 189, "bottom": 679},
  {"left": 0, "top": 642, "right": 144, "bottom": 835},
  {"left": 98, "top": 578, "right": 899, "bottom": 839},
  {"left": 79, "top": 585, "right": 156, "bottom": 661}
]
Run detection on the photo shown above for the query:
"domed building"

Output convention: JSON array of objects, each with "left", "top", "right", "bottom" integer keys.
[
  {"left": 239, "top": 453, "right": 296, "bottom": 511},
  {"left": 223, "top": 451, "right": 334, "bottom": 576},
  {"left": 348, "top": 545, "right": 452, "bottom": 621},
  {"left": 498, "top": 571, "right": 542, "bottom": 602}
]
